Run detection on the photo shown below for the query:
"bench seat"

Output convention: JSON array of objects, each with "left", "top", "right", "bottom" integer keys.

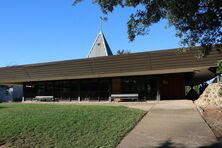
[
  {"left": 111, "top": 94, "right": 138, "bottom": 102},
  {"left": 34, "top": 96, "right": 54, "bottom": 102}
]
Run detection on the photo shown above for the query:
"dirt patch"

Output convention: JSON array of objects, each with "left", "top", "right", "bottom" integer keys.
[{"left": 202, "top": 107, "right": 222, "bottom": 142}]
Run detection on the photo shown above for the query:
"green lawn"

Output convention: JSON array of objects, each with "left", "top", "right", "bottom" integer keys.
[{"left": 0, "top": 103, "right": 144, "bottom": 148}]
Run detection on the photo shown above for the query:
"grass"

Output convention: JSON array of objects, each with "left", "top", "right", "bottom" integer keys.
[{"left": 0, "top": 103, "right": 144, "bottom": 148}]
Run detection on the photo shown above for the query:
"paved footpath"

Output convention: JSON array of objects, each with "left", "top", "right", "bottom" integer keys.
[{"left": 117, "top": 100, "right": 217, "bottom": 148}]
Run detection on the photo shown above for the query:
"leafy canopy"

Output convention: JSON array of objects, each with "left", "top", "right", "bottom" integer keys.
[
  {"left": 217, "top": 60, "right": 222, "bottom": 74},
  {"left": 116, "top": 49, "right": 131, "bottom": 55},
  {"left": 73, "top": 0, "right": 222, "bottom": 56}
]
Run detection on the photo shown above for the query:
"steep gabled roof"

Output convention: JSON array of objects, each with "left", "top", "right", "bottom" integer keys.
[{"left": 87, "top": 31, "right": 113, "bottom": 58}]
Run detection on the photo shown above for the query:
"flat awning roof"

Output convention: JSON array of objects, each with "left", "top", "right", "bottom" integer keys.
[{"left": 0, "top": 46, "right": 221, "bottom": 84}]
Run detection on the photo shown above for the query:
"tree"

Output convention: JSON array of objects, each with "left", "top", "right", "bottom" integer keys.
[
  {"left": 217, "top": 60, "right": 222, "bottom": 82},
  {"left": 73, "top": 0, "right": 222, "bottom": 57},
  {"left": 116, "top": 49, "right": 131, "bottom": 55},
  {"left": 217, "top": 60, "right": 222, "bottom": 74},
  {"left": 0, "top": 85, "right": 9, "bottom": 95}
]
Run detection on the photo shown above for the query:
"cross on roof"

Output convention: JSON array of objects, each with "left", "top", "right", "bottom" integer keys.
[{"left": 100, "top": 16, "right": 107, "bottom": 32}]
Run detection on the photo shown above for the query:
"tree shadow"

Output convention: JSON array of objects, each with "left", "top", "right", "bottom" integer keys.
[
  {"left": 199, "top": 141, "right": 222, "bottom": 148},
  {"left": 0, "top": 106, "right": 10, "bottom": 109},
  {"left": 155, "top": 140, "right": 222, "bottom": 148},
  {"left": 156, "top": 140, "right": 185, "bottom": 148}
]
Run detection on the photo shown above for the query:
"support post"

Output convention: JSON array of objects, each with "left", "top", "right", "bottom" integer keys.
[
  {"left": 22, "top": 97, "right": 25, "bottom": 102},
  {"left": 78, "top": 81, "right": 81, "bottom": 102},
  {"left": 109, "top": 96, "right": 112, "bottom": 102},
  {"left": 156, "top": 79, "right": 160, "bottom": 103}
]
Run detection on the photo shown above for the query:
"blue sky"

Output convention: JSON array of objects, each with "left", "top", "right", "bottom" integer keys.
[{"left": 0, "top": 0, "right": 181, "bottom": 67}]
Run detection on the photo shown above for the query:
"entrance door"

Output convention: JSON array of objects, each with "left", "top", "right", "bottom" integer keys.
[
  {"left": 160, "top": 74, "right": 185, "bottom": 99},
  {"left": 112, "top": 78, "right": 121, "bottom": 94},
  {"left": 120, "top": 77, "right": 157, "bottom": 101},
  {"left": 136, "top": 79, "right": 157, "bottom": 100}
]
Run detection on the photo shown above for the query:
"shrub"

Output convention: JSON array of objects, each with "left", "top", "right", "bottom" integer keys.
[
  {"left": 218, "top": 87, "right": 222, "bottom": 97},
  {"left": 217, "top": 60, "right": 222, "bottom": 73},
  {"left": 217, "top": 60, "right": 222, "bottom": 82}
]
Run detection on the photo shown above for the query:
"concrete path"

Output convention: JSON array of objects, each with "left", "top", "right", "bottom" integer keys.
[{"left": 117, "top": 100, "right": 217, "bottom": 148}]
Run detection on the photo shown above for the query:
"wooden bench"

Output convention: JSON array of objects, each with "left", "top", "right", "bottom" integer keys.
[
  {"left": 34, "top": 96, "right": 54, "bottom": 102},
  {"left": 111, "top": 94, "right": 139, "bottom": 102}
]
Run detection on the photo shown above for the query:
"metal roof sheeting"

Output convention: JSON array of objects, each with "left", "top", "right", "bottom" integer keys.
[{"left": 0, "top": 46, "right": 221, "bottom": 84}]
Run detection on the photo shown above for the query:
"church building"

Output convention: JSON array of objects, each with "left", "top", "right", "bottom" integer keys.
[{"left": 0, "top": 32, "right": 221, "bottom": 101}]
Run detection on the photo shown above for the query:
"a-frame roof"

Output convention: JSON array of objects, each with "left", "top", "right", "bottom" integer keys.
[{"left": 87, "top": 31, "right": 113, "bottom": 58}]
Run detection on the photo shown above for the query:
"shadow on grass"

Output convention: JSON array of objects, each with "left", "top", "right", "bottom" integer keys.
[
  {"left": 155, "top": 140, "right": 222, "bottom": 148},
  {"left": 0, "top": 106, "right": 10, "bottom": 109}
]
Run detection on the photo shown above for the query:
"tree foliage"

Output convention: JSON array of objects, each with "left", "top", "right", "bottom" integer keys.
[
  {"left": 0, "top": 85, "right": 10, "bottom": 95},
  {"left": 217, "top": 60, "right": 222, "bottom": 82},
  {"left": 116, "top": 49, "right": 131, "bottom": 55},
  {"left": 74, "top": 0, "right": 222, "bottom": 56},
  {"left": 217, "top": 60, "right": 222, "bottom": 74}
]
